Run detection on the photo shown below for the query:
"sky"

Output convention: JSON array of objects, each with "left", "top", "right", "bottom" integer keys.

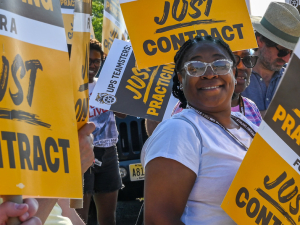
[{"left": 247, "top": 0, "right": 286, "bottom": 16}]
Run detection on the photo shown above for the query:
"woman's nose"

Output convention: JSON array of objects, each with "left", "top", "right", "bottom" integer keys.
[{"left": 201, "top": 66, "right": 218, "bottom": 79}]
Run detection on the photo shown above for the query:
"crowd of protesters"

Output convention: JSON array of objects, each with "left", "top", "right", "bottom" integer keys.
[
  {"left": 1, "top": 1, "right": 300, "bottom": 225},
  {"left": 142, "top": 2, "right": 300, "bottom": 225}
]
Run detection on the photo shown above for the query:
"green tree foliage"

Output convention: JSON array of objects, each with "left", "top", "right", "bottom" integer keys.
[{"left": 92, "top": 0, "right": 104, "bottom": 42}]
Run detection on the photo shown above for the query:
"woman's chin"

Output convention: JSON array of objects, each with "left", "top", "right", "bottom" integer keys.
[{"left": 191, "top": 98, "right": 227, "bottom": 111}]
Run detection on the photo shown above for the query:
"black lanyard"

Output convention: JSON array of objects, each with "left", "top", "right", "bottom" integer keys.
[
  {"left": 186, "top": 104, "right": 256, "bottom": 150},
  {"left": 239, "top": 95, "right": 245, "bottom": 116}
]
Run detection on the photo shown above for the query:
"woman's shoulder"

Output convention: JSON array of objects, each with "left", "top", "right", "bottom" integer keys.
[
  {"left": 242, "top": 96, "right": 259, "bottom": 109},
  {"left": 143, "top": 110, "right": 202, "bottom": 152},
  {"left": 155, "top": 111, "right": 199, "bottom": 134},
  {"left": 142, "top": 112, "right": 202, "bottom": 174},
  {"left": 145, "top": 110, "right": 202, "bottom": 154}
]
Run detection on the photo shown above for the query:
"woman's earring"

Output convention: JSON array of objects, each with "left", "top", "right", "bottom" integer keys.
[
  {"left": 246, "top": 79, "right": 250, "bottom": 87},
  {"left": 179, "top": 84, "right": 183, "bottom": 90},
  {"left": 235, "top": 79, "right": 237, "bottom": 85}
]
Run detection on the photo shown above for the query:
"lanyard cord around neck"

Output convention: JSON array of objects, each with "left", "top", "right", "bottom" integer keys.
[
  {"left": 186, "top": 104, "right": 256, "bottom": 151},
  {"left": 239, "top": 95, "right": 245, "bottom": 116}
]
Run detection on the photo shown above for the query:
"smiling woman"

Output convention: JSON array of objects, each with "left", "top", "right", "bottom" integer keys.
[
  {"left": 231, "top": 50, "right": 262, "bottom": 126},
  {"left": 141, "top": 35, "right": 259, "bottom": 225}
]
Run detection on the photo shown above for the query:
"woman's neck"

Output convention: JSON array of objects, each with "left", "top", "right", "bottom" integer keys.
[
  {"left": 231, "top": 93, "right": 241, "bottom": 107},
  {"left": 189, "top": 104, "right": 239, "bottom": 129},
  {"left": 206, "top": 111, "right": 239, "bottom": 129}
]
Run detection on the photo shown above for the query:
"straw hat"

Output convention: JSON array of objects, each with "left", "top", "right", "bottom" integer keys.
[{"left": 251, "top": 2, "right": 300, "bottom": 50}]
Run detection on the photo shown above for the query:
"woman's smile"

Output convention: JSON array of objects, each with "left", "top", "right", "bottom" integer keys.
[
  {"left": 199, "top": 85, "right": 222, "bottom": 90},
  {"left": 198, "top": 80, "right": 224, "bottom": 92},
  {"left": 236, "top": 70, "right": 248, "bottom": 85}
]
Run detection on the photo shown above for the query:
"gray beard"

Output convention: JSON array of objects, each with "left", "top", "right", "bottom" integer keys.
[{"left": 259, "top": 52, "right": 282, "bottom": 72}]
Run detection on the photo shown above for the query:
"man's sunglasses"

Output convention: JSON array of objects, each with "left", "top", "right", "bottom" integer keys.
[
  {"left": 234, "top": 55, "right": 258, "bottom": 68},
  {"left": 262, "top": 36, "right": 293, "bottom": 57},
  {"left": 274, "top": 46, "right": 293, "bottom": 58},
  {"left": 182, "top": 59, "right": 233, "bottom": 77}
]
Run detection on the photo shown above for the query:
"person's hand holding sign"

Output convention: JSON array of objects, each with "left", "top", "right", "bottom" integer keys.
[
  {"left": 0, "top": 198, "right": 41, "bottom": 225},
  {"left": 78, "top": 122, "right": 96, "bottom": 174}
]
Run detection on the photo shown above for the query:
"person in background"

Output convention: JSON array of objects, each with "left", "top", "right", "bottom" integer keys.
[
  {"left": 0, "top": 198, "right": 41, "bottom": 225},
  {"left": 75, "top": 39, "right": 125, "bottom": 225},
  {"left": 242, "top": 2, "right": 300, "bottom": 117},
  {"left": 231, "top": 50, "right": 262, "bottom": 126},
  {"left": 142, "top": 35, "right": 257, "bottom": 225}
]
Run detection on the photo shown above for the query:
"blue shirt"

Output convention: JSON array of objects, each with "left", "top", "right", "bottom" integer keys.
[{"left": 242, "top": 67, "right": 285, "bottom": 111}]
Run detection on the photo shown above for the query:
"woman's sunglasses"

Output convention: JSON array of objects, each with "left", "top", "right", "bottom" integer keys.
[
  {"left": 182, "top": 59, "right": 233, "bottom": 77},
  {"left": 234, "top": 55, "right": 258, "bottom": 68}
]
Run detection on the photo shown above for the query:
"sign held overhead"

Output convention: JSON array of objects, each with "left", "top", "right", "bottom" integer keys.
[{"left": 120, "top": 0, "right": 257, "bottom": 69}]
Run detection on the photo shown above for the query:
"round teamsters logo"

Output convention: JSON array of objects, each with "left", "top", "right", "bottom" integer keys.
[
  {"left": 290, "top": 0, "right": 298, "bottom": 6},
  {"left": 95, "top": 93, "right": 117, "bottom": 105}
]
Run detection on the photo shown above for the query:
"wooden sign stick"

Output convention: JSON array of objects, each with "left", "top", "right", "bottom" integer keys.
[
  {"left": 70, "top": 198, "right": 83, "bottom": 209},
  {"left": 69, "top": 176, "right": 84, "bottom": 208}
]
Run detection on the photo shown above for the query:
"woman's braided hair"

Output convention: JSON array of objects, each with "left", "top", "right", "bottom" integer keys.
[{"left": 172, "top": 35, "right": 237, "bottom": 108}]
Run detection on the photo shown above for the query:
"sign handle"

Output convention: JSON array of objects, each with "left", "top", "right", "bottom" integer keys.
[
  {"left": 70, "top": 177, "right": 83, "bottom": 208},
  {"left": 70, "top": 199, "right": 83, "bottom": 209},
  {"left": 2, "top": 195, "right": 23, "bottom": 225}
]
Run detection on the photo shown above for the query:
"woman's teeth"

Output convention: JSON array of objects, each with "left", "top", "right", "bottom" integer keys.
[{"left": 201, "top": 86, "right": 220, "bottom": 90}]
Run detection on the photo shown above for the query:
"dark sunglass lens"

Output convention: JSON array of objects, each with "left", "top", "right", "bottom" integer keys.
[
  {"left": 242, "top": 56, "right": 257, "bottom": 68},
  {"left": 234, "top": 55, "right": 240, "bottom": 65},
  {"left": 277, "top": 50, "right": 289, "bottom": 57}
]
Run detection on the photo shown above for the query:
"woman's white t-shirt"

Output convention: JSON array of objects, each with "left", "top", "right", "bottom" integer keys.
[{"left": 141, "top": 109, "right": 258, "bottom": 225}]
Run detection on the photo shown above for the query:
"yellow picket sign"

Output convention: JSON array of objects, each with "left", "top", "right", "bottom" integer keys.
[
  {"left": 61, "top": 0, "right": 75, "bottom": 45},
  {"left": 120, "top": 0, "right": 257, "bottom": 69},
  {"left": 222, "top": 42, "right": 300, "bottom": 224},
  {"left": 102, "top": 0, "right": 128, "bottom": 55},
  {"left": 0, "top": 0, "right": 82, "bottom": 198},
  {"left": 70, "top": 0, "right": 92, "bottom": 129},
  {"left": 222, "top": 133, "right": 300, "bottom": 224}
]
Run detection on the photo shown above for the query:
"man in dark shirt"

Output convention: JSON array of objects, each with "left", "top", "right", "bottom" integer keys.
[{"left": 242, "top": 2, "right": 300, "bottom": 117}]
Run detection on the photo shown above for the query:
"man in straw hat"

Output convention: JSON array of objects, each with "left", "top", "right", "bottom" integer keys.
[{"left": 242, "top": 2, "right": 300, "bottom": 117}]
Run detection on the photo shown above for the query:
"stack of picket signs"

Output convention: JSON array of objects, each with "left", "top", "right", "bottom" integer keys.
[
  {"left": 0, "top": 0, "right": 83, "bottom": 212},
  {"left": 0, "top": 0, "right": 95, "bottom": 222}
]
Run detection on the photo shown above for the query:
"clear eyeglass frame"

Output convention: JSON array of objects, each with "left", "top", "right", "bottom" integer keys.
[{"left": 182, "top": 59, "right": 233, "bottom": 77}]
